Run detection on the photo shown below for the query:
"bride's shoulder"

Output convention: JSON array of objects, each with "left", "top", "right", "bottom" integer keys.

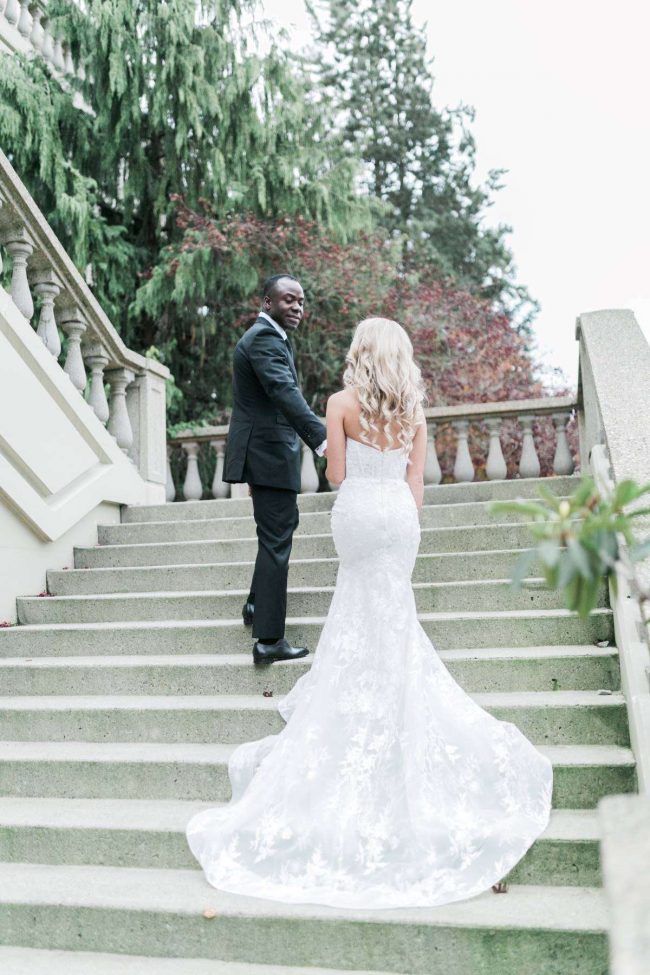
[{"left": 326, "top": 387, "right": 357, "bottom": 414}]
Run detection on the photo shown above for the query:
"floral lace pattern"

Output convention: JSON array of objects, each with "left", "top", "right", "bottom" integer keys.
[{"left": 186, "top": 438, "right": 553, "bottom": 909}]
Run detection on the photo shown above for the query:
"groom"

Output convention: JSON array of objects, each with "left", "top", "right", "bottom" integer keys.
[{"left": 223, "top": 274, "right": 327, "bottom": 664}]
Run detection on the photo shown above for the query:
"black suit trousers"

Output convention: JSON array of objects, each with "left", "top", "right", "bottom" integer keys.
[{"left": 247, "top": 483, "right": 299, "bottom": 640}]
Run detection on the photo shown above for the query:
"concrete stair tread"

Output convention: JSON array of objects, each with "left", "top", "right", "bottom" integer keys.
[
  {"left": 0, "top": 947, "right": 417, "bottom": 975},
  {"left": 123, "top": 493, "right": 569, "bottom": 527},
  {"left": 25, "top": 577, "right": 558, "bottom": 603},
  {"left": 96, "top": 519, "right": 539, "bottom": 540},
  {"left": 0, "top": 796, "right": 600, "bottom": 839},
  {"left": 0, "top": 739, "right": 634, "bottom": 766},
  {"left": 0, "top": 608, "right": 614, "bottom": 634},
  {"left": 0, "top": 946, "right": 411, "bottom": 975},
  {"left": 0, "top": 690, "right": 626, "bottom": 710},
  {"left": 0, "top": 861, "right": 607, "bottom": 930}
]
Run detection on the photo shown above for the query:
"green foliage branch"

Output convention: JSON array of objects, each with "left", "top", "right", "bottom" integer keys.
[{"left": 489, "top": 476, "right": 650, "bottom": 619}]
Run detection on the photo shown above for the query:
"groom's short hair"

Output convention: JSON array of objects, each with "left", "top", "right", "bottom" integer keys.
[{"left": 263, "top": 273, "right": 300, "bottom": 298}]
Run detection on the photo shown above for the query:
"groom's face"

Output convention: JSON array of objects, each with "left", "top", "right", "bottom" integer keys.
[{"left": 265, "top": 279, "right": 305, "bottom": 331}]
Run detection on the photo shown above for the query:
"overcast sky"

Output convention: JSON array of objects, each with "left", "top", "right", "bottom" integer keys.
[{"left": 263, "top": 0, "right": 650, "bottom": 385}]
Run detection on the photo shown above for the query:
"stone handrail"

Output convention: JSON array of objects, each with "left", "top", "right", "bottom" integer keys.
[
  {"left": 0, "top": 147, "right": 169, "bottom": 496},
  {"left": 166, "top": 396, "right": 576, "bottom": 501},
  {"left": 0, "top": 0, "right": 78, "bottom": 76},
  {"left": 577, "top": 309, "right": 650, "bottom": 794}
]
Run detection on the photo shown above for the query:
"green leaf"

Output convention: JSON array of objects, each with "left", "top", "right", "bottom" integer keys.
[{"left": 567, "top": 538, "right": 593, "bottom": 580}]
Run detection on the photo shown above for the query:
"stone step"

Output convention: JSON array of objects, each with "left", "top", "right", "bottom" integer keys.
[
  {"left": 76, "top": 524, "right": 546, "bottom": 567},
  {"left": 0, "top": 740, "right": 635, "bottom": 806},
  {"left": 110, "top": 500, "right": 563, "bottom": 544},
  {"left": 122, "top": 475, "right": 579, "bottom": 522},
  {"left": 0, "top": 691, "right": 628, "bottom": 746},
  {"left": 0, "top": 610, "right": 615, "bottom": 656},
  {"left": 47, "top": 549, "right": 545, "bottom": 595},
  {"left": 18, "top": 579, "right": 604, "bottom": 625},
  {"left": 0, "top": 863, "right": 608, "bottom": 974},
  {"left": 97, "top": 518, "right": 543, "bottom": 550},
  {"left": 0, "top": 946, "right": 411, "bottom": 975},
  {"left": 0, "top": 798, "right": 601, "bottom": 887},
  {"left": 0, "top": 646, "right": 620, "bottom": 693}
]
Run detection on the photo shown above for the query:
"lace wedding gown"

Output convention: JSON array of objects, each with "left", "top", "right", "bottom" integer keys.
[{"left": 186, "top": 438, "right": 553, "bottom": 909}]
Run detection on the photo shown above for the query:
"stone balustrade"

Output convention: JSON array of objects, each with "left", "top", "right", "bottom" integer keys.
[
  {"left": 0, "top": 0, "right": 76, "bottom": 75},
  {"left": 166, "top": 395, "right": 576, "bottom": 502},
  {"left": 0, "top": 147, "right": 169, "bottom": 496}
]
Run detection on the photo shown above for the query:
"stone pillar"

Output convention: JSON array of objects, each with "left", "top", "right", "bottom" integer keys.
[
  {"left": 452, "top": 420, "right": 474, "bottom": 482},
  {"left": 210, "top": 439, "right": 229, "bottom": 499},
  {"left": 82, "top": 343, "right": 110, "bottom": 424},
  {"left": 126, "top": 366, "right": 168, "bottom": 498},
  {"left": 166, "top": 448, "right": 176, "bottom": 503},
  {"left": 106, "top": 367, "right": 135, "bottom": 454},
  {"left": 17, "top": 0, "right": 31, "bottom": 36},
  {"left": 552, "top": 412, "right": 575, "bottom": 475},
  {"left": 4, "top": 0, "right": 19, "bottom": 26},
  {"left": 518, "top": 415, "right": 541, "bottom": 478},
  {"left": 182, "top": 441, "right": 203, "bottom": 501},
  {"left": 485, "top": 418, "right": 507, "bottom": 481},
  {"left": 30, "top": 6, "right": 44, "bottom": 51},
  {"left": 58, "top": 305, "right": 88, "bottom": 392},
  {"left": 1, "top": 227, "right": 35, "bottom": 321},
  {"left": 423, "top": 423, "right": 442, "bottom": 485},
  {"left": 30, "top": 268, "right": 62, "bottom": 358}
]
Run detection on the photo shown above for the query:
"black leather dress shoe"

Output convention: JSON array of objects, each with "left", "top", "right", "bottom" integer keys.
[
  {"left": 253, "top": 638, "right": 309, "bottom": 664},
  {"left": 242, "top": 601, "right": 254, "bottom": 627}
]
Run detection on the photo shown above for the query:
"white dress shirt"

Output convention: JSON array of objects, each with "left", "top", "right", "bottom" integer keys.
[{"left": 258, "top": 311, "right": 327, "bottom": 457}]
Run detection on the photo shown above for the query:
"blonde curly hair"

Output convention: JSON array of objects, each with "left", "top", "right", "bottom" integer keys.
[{"left": 343, "top": 317, "right": 426, "bottom": 453}]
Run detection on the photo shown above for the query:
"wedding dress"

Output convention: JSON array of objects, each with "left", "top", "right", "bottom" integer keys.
[{"left": 186, "top": 437, "right": 553, "bottom": 909}]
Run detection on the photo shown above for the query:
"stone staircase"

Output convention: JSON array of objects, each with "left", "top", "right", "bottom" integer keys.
[{"left": 0, "top": 475, "right": 635, "bottom": 974}]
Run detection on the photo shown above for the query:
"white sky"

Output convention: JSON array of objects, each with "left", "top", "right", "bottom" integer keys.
[{"left": 262, "top": 0, "right": 650, "bottom": 386}]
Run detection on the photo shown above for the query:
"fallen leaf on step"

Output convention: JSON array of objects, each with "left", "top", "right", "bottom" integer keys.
[
  {"left": 202, "top": 907, "right": 219, "bottom": 919},
  {"left": 263, "top": 690, "right": 273, "bottom": 697},
  {"left": 595, "top": 640, "right": 611, "bottom": 648}
]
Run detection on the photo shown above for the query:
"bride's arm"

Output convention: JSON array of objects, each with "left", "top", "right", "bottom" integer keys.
[
  {"left": 325, "top": 393, "right": 346, "bottom": 486},
  {"left": 407, "top": 416, "right": 427, "bottom": 510}
]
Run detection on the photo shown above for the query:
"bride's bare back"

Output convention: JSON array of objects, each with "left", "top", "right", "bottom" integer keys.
[{"left": 325, "top": 387, "right": 427, "bottom": 507}]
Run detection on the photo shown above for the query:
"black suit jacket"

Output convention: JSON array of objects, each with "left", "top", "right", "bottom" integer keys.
[{"left": 223, "top": 317, "right": 326, "bottom": 492}]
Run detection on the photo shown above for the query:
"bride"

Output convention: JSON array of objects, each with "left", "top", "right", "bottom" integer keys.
[{"left": 186, "top": 316, "right": 553, "bottom": 910}]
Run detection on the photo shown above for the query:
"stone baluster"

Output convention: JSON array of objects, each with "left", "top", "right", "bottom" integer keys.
[
  {"left": 0, "top": 1, "right": 6, "bottom": 17},
  {"left": 182, "top": 441, "right": 203, "bottom": 500},
  {"left": 552, "top": 412, "right": 575, "bottom": 475},
  {"left": 30, "top": 268, "right": 62, "bottom": 358},
  {"left": 210, "top": 439, "right": 229, "bottom": 499},
  {"left": 106, "top": 368, "right": 135, "bottom": 454},
  {"left": 518, "top": 414, "right": 541, "bottom": 478},
  {"left": 166, "top": 447, "right": 176, "bottom": 502},
  {"left": 30, "top": 5, "right": 44, "bottom": 51},
  {"left": 52, "top": 35, "right": 65, "bottom": 72},
  {"left": 485, "top": 418, "right": 507, "bottom": 481},
  {"left": 4, "top": 0, "right": 19, "bottom": 26},
  {"left": 17, "top": 0, "right": 31, "bottom": 36},
  {"left": 423, "top": 422, "right": 442, "bottom": 485},
  {"left": 58, "top": 305, "right": 88, "bottom": 391},
  {"left": 301, "top": 445, "right": 320, "bottom": 494},
  {"left": 0, "top": 228, "right": 35, "bottom": 321},
  {"left": 452, "top": 420, "right": 474, "bottom": 482},
  {"left": 41, "top": 20, "right": 54, "bottom": 63},
  {"left": 82, "top": 343, "right": 110, "bottom": 424}
]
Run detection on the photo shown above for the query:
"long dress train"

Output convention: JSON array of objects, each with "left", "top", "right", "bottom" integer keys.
[{"left": 186, "top": 438, "right": 553, "bottom": 910}]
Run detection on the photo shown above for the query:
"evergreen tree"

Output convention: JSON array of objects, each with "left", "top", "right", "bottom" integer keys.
[
  {"left": 308, "top": 0, "right": 535, "bottom": 321},
  {"left": 0, "top": 0, "right": 368, "bottom": 353}
]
